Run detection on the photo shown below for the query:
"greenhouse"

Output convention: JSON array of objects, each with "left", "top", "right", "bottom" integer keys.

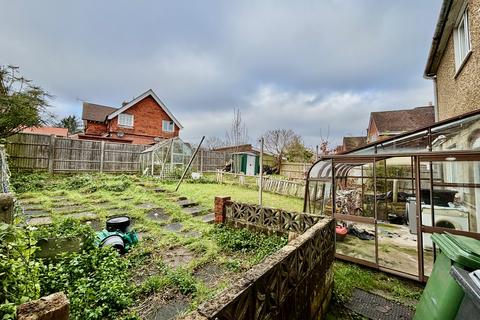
[
  {"left": 304, "top": 109, "right": 480, "bottom": 282},
  {"left": 140, "top": 137, "right": 194, "bottom": 178}
]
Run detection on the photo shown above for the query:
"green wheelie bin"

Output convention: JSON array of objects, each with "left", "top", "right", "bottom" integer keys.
[{"left": 414, "top": 233, "right": 480, "bottom": 320}]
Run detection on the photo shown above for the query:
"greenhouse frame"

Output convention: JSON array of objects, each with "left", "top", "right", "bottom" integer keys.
[
  {"left": 140, "top": 137, "right": 194, "bottom": 178},
  {"left": 304, "top": 109, "right": 480, "bottom": 282}
]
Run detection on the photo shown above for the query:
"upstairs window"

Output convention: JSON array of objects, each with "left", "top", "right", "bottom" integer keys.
[
  {"left": 118, "top": 113, "right": 134, "bottom": 127},
  {"left": 162, "top": 120, "right": 175, "bottom": 132},
  {"left": 453, "top": 6, "right": 471, "bottom": 71}
]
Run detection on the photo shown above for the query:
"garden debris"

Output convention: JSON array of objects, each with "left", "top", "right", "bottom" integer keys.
[
  {"left": 345, "top": 288, "right": 414, "bottom": 320},
  {"left": 17, "top": 292, "right": 69, "bottom": 320}
]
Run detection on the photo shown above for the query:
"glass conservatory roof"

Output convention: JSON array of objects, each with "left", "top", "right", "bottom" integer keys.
[{"left": 308, "top": 108, "right": 480, "bottom": 181}]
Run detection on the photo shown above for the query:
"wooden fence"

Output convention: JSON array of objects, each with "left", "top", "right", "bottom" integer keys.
[
  {"left": 5, "top": 133, "right": 147, "bottom": 173},
  {"left": 213, "top": 170, "right": 306, "bottom": 198},
  {"left": 191, "top": 149, "right": 232, "bottom": 172},
  {"left": 279, "top": 161, "right": 312, "bottom": 180}
]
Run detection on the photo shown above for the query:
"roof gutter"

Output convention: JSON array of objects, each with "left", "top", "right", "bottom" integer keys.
[{"left": 424, "top": 0, "right": 453, "bottom": 78}]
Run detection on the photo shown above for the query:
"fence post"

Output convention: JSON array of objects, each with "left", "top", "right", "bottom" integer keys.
[
  {"left": 48, "top": 135, "right": 56, "bottom": 173},
  {"left": 99, "top": 141, "right": 105, "bottom": 173}
]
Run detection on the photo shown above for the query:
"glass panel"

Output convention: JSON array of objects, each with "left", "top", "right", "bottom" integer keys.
[
  {"left": 376, "top": 130, "right": 429, "bottom": 154},
  {"left": 378, "top": 223, "right": 418, "bottom": 276},
  {"left": 336, "top": 221, "right": 376, "bottom": 263},
  {"left": 422, "top": 234, "right": 438, "bottom": 277},
  {"left": 306, "top": 181, "right": 333, "bottom": 216},
  {"left": 425, "top": 160, "right": 480, "bottom": 233},
  {"left": 431, "top": 113, "right": 480, "bottom": 152},
  {"left": 309, "top": 160, "right": 332, "bottom": 180}
]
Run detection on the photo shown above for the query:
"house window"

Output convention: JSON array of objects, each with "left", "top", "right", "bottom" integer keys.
[
  {"left": 453, "top": 5, "right": 471, "bottom": 71},
  {"left": 118, "top": 113, "right": 134, "bottom": 127},
  {"left": 162, "top": 120, "right": 175, "bottom": 132}
]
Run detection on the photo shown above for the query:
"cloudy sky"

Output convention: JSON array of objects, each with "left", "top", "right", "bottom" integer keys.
[{"left": 0, "top": 0, "right": 441, "bottom": 147}]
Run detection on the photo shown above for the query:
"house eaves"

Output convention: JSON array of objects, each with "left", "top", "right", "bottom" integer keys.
[
  {"left": 107, "top": 89, "right": 183, "bottom": 129},
  {"left": 424, "top": 0, "right": 466, "bottom": 78}
]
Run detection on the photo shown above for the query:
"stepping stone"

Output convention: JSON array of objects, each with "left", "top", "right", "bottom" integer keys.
[
  {"left": 84, "top": 219, "right": 103, "bottom": 231},
  {"left": 164, "top": 222, "right": 183, "bottom": 233},
  {"left": 181, "top": 230, "right": 201, "bottom": 238},
  {"left": 177, "top": 199, "right": 198, "bottom": 208},
  {"left": 161, "top": 246, "right": 195, "bottom": 268},
  {"left": 120, "top": 196, "right": 134, "bottom": 201},
  {"left": 26, "top": 216, "right": 52, "bottom": 226},
  {"left": 52, "top": 204, "right": 88, "bottom": 213},
  {"left": 24, "top": 209, "right": 50, "bottom": 217},
  {"left": 194, "top": 263, "right": 226, "bottom": 285},
  {"left": 150, "top": 299, "right": 189, "bottom": 320},
  {"left": 138, "top": 203, "right": 156, "bottom": 209},
  {"left": 183, "top": 206, "right": 205, "bottom": 216},
  {"left": 345, "top": 289, "right": 414, "bottom": 320},
  {"left": 21, "top": 203, "right": 44, "bottom": 210},
  {"left": 177, "top": 196, "right": 188, "bottom": 201},
  {"left": 147, "top": 209, "right": 170, "bottom": 222},
  {"left": 154, "top": 188, "right": 167, "bottom": 193},
  {"left": 197, "top": 213, "right": 215, "bottom": 224},
  {"left": 65, "top": 212, "right": 97, "bottom": 220}
]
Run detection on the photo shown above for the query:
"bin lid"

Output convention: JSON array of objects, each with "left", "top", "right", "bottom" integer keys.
[{"left": 431, "top": 233, "right": 480, "bottom": 269}]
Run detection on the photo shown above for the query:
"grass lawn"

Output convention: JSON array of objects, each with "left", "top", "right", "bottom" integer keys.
[
  {"left": 162, "top": 180, "right": 304, "bottom": 212},
  {"left": 6, "top": 172, "right": 423, "bottom": 320},
  {"left": 8, "top": 172, "right": 288, "bottom": 320}
]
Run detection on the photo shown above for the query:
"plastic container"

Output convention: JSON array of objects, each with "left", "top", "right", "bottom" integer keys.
[
  {"left": 450, "top": 266, "right": 480, "bottom": 320},
  {"left": 414, "top": 233, "right": 480, "bottom": 320}
]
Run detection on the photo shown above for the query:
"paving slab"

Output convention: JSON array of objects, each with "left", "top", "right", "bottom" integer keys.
[
  {"left": 345, "top": 289, "right": 414, "bottom": 320},
  {"left": 177, "top": 199, "right": 198, "bottom": 208},
  {"left": 161, "top": 246, "right": 195, "bottom": 268},
  {"left": 164, "top": 222, "right": 183, "bottom": 233},
  {"left": 138, "top": 203, "right": 156, "bottom": 209},
  {"left": 150, "top": 299, "right": 189, "bottom": 320},
  {"left": 52, "top": 204, "right": 89, "bottom": 213},
  {"left": 196, "top": 213, "right": 215, "bottom": 224},
  {"left": 23, "top": 209, "right": 50, "bottom": 217},
  {"left": 65, "top": 212, "right": 97, "bottom": 220},
  {"left": 147, "top": 208, "right": 170, "bottom": 222},
  {"left": 26, "top": 216, "right": 52, "bottom": 226},
  {"left": 194, "top": 263, "right": 226, "bottom": 286},
  {"left": 183, "top": 206, "right": 205, "bottom": 216}
]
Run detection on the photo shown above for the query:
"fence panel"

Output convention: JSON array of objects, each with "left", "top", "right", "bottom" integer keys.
[
  {"left": 5, "top": 133, "right": 148, "bottom": 173},
  {"left": 279, "top": 161, "right": 312, "bottom": 180}
]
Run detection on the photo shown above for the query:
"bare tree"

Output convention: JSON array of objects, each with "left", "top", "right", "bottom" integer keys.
[
  {"left": 262, "top": 129, "right": 298, "bottom": 172},
  {"left": 204, "top": 136, "right": 225, "bottom": 150},
  {"left": 225, "top": 108, "right": 249, "bottom": 146}
]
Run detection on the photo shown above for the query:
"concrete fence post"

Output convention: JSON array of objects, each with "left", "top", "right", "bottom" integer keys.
[
  {"left": 99, "top": 141, "right": 106, "bottom": 173},
  {"left": 47, "top": 135, "right": 56, "bottom": 173},
  {"left": 214, "top": 196, "right": 231, "bottom": 224},
  {"left": 0, "top": 193, "right": 14, "bottom": 224}
]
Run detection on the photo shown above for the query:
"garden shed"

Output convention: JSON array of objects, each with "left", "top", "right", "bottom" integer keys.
[
  {"left": 140, "top": 137, "right": 194, "bottom": 178},
  {"left": 304, "top": 109, "right": 480, "bottom": 282},
  {"left": 232, "top": 152, "right": 260, "bottom": 176}
]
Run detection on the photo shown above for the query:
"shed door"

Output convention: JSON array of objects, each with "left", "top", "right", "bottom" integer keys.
[{"left": 246, "top": 155, "right": 255, "bottom": 176}]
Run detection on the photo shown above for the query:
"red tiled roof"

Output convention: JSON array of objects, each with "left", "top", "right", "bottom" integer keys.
[
  {"left": 22, "top": 127, "right": 69, "bottom": 137},
  {"left": 371, "top": 106, "right": 435, "bottom": 134},
  {"left": 343, "top": 136, "right": 367, "bottom": 151},
  {"left": 82, "top": 102, "right": 117, "bottom": 122}
]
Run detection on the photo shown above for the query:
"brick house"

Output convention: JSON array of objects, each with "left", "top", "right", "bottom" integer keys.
[
  {"left": 338, "top": 136, "right": 367, "bottom": 153},
  {"left": 79, "top": 89, "right": 182, "bottom": 144},
  {"left": 425, "top": 0, "right": 480, "bottom": 120},
  {"left": 366, "top": 106, "right": 435, "bottom": 143}
]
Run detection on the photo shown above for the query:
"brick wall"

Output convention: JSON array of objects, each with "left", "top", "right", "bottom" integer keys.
[
  {"left": 85, "top": 121, "right": 108, "bottom": 135},
  {"left": 109, "top": 96, "right": 180, "bottom": 143}
]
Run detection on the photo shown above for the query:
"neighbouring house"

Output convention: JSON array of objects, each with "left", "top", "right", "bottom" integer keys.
[
  {"left": 21, "top": 126, "right": 68, "bottom": 137},
  {"left": 337, "top": 136, "right": 367, "bottom": 153},
  {"left": 425, "top": 0, "right": 480, "bottom": 120},
  {"left": 79, "top": 89, "right": 182, "bottom": 145},
  {"left": 366, "top": 106, "right": 435, "bottom": 143}
]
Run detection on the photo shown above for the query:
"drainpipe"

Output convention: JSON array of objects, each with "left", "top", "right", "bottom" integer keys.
[{"left": 432, "top": 76, "right": 439, "bottom": 122}]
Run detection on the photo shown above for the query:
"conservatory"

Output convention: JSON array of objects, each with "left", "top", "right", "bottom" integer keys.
[{"left": 304, "top": 109, "right": 480, "bottom": 282}]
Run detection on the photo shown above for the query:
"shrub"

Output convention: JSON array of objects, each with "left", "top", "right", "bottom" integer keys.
[{"left": 0, "top": 223, "right": 42, "bottom": 319}]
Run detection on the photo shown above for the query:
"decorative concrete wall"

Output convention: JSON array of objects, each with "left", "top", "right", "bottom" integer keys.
[
  {"left": 197, "top": 216, "right": 335, "bottom": 320},
  {"left": 214, "top": 196, "right": 323, "bottom": 235}
]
